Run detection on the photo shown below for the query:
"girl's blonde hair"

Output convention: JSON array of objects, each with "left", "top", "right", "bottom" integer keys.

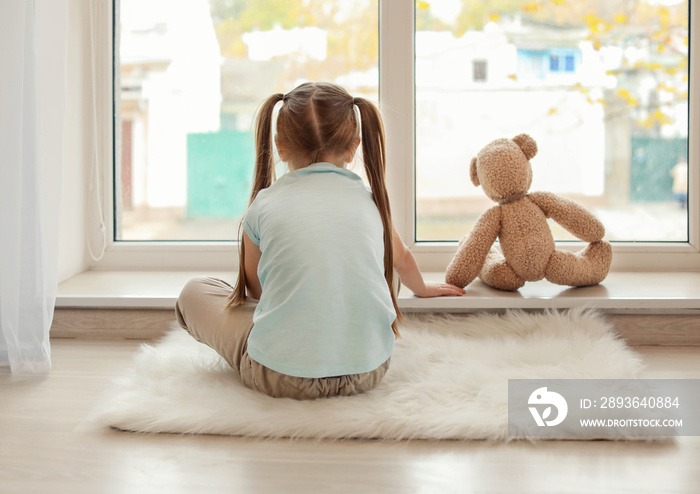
[{"left": 227, "top": 82, "right": 402, "bottom": 335}]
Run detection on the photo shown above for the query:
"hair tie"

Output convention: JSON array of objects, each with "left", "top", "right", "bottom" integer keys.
[{"left": 352, "top": 97, "right": 359, "bottom": 105}]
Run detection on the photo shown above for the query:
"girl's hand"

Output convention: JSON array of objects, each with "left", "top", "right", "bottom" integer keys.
[
  {"left": 414, "top": 281, "right": 466, "bottom": 298},
  {"left": 392, "top": 226, "right": 466, "bottom": 298}
]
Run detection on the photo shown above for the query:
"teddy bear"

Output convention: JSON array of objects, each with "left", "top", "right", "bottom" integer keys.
[{"left": 445, "top": 133, "right": 612, "bottom": 291}]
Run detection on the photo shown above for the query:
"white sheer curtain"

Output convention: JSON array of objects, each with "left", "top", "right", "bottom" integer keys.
[{"left": 0, "top": 0, "right": 68, "bottom": 374}]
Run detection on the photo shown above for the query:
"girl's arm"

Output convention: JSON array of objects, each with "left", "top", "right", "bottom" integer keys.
[
  {"left": 242, "top": 231, "right": 263, "bottom": 300},
  {"left": 392, "top": 227, "right": 466, "bottom": 298}
]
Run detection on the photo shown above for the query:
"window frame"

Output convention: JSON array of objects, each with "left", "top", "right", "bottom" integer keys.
[{"left": 93, "top": 0, "right": 700, "bottom": 272}]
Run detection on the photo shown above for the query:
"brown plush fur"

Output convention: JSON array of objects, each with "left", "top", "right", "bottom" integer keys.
[{"left": 446, "top": 134, "right": 612, "bottom": 291}]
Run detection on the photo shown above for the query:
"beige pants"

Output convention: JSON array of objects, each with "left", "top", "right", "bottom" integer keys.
[{"left": 175, "top": 277, "right": 389, "bottom": 400}]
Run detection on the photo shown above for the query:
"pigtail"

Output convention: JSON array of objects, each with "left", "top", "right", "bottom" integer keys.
[
  {"left": 226, "top": 93, "right": 284, "bottom": 309},
  {"left": 354, "top": 97, "right": 402, "bottom": 336},
  {"left": 250, "top": 93, "right": 284, "bottom": 202}
]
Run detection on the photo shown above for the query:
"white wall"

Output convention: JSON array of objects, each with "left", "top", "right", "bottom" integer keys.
[{"left": 58, "top": 0, "right": 90, "bottom": 283}]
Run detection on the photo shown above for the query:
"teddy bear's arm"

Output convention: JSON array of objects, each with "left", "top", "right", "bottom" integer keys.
[
  {"left": 445, "top": 206, "right": 501, "bottom": 288},
  {"left": 528, "top": 191, "right": 605, "bottom": 242}
]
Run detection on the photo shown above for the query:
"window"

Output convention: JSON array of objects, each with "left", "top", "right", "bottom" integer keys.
[
  {"left": 103, "top": 0, "right": 698, "bottom": 271},
  {"left": 473, "top": 59, "right": 488, "bottom": 82},
  {"left": 115, "top": 0, "right": 378, "bottom": 241},
  {"left": 548, "top": 50, "right": 579, "bottom": 73},
  {"left": 415, "top": 0, "right": 690, "bottom": 244},
  {"left": 549, "top": 54, "right": 560, "bottom": 71},
  {"left": 565, "top": 55, "right": 575, "bottom": 72}
]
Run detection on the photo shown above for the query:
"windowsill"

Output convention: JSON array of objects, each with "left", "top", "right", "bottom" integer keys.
[{"left": 55, "top": 270, "right": 700, "bottom": 314}]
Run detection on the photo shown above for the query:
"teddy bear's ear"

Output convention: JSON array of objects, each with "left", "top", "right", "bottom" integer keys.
[
  {"left": 469, "top": 157, "right": 480, "bottom": 186},
  {"left": 513, "top": 134, "right": 538, "bottom": 160}
]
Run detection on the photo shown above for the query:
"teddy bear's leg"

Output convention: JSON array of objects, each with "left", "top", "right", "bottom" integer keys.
[
  {"left": 479, "top": 247, "right": 526, "bottom": 291},
  {"left": 545, "top": 241, "right": 613, "bottom": 287}
]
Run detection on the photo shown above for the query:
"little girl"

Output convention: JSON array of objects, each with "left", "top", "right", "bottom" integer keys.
[{"left": 176, "top": 82, "right": 464, "bottom": 400}]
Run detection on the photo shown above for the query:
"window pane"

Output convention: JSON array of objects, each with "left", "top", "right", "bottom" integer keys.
[
  {"left": 416, "top": 0, "right": 689, "bottom": 242},
  {"left": 116, "top": 0, "right": 379, "bottom": 241}
]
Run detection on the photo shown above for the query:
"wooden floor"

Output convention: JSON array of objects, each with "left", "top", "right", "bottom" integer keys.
[{"left": 1, "top": 339, "right": 699, "bottom": 494}]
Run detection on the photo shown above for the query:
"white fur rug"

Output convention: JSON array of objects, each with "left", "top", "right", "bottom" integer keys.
[{"left": 94, "top": 309, "right": 644, "bottom": 440}]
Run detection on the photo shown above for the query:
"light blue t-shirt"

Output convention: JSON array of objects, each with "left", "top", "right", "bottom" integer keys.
[{"left": 242, "top": 162, "right": 396, "bottom": 378}]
